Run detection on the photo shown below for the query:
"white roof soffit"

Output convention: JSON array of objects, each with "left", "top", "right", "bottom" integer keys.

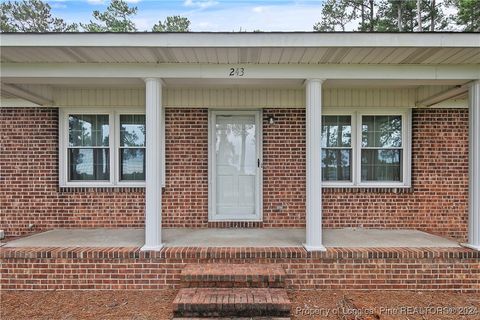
[{"left": 0, "top": 32, "right": 479, "bottom": 65}]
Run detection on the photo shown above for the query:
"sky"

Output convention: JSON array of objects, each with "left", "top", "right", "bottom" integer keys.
[{"left": 43, "top": 0, "right": 330, "bottom": 32}]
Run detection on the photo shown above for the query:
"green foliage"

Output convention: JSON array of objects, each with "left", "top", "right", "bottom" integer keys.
[
  {"left": 349, "top": 0, "right": 379, "bottom": 32},
  {"left": 152, "top": 15, "right": 190, "bottom": 32},
  {"left": 377, "top": 0, "right": 418, "bottom": 32},
  {"left": 0, "top": 0, "right": 77, "bottom": 32},
  {"left": 314, "top": 0, "right": 452, "bottom": 32},
  {"left": 376, "top": 0, "right": 448, "bottom": 32},
  {"left": 81, "top": 0, "right": 137, "bottom": 32},
  {"left": 314, "top": 0, "right": 379, "bottom": 32},
  {"left": 314, "top": 0, "right": 355, "bottom": 31},
  {"left": 447, "top": 0, "right": 480, "bottom": 31}
]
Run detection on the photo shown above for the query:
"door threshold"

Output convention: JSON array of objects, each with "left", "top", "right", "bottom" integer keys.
[{"left": 207, "top": 221, "right": 264, "bottom": 228}]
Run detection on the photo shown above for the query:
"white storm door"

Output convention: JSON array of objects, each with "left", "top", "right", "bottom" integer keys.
[{"left": 210, "top": 111, "right": 261, "bottom": 221}]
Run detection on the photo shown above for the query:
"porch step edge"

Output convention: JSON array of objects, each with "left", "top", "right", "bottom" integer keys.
[
  {"left": 172, "top": 288, "right": 291, "bottom": 318},
  {"left": 173, "top": 318, "right": 291, "bottom": 319},
  {"left": 181, "top": 264, "right": 286, "bottom": 288}
]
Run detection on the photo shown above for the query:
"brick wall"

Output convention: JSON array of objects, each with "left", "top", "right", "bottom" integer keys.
[
  {"left": 322, "top": 109, "right": 469, "bottom": 241},
  {"left": 162, "top": 109, "right": 208, "bottom": 228},
  {"left": 0, "top": 107, "right": 469, "bottom": 241},
  {"left": 263, "top": 108, "right": 469, "bottom": 241},
  {"left": 1, "top": 247, "right": 478, "bottom": 292},
  {"left": 0, "top": 108, "right": 145, "bottom": 235},
  {"left": 263, "top": 109, "right": 306, "bottom": 227}
]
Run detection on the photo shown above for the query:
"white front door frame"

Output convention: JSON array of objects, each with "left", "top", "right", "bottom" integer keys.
[{"left": 208, "top": 109, "right": 263, "bottom": 222}]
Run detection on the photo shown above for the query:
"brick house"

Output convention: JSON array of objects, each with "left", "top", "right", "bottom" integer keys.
[{"left": 1, "top": 33, "right": 479, "bottom": 303}]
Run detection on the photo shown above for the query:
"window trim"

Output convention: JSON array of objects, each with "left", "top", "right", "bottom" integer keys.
[
  {"left": 114, "top": 111, "right": 147, "bottom": 187},
  {"left": 321, "top": 110, "right": 356, "bottom": 187},
  {"left": 322, "top": 108, "right": 412, "bottom": 188},
  {"left": 59, "top": 107, "right": 146, "bottom": 188}
]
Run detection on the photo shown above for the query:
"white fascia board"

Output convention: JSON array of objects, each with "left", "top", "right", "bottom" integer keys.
[
  {"left": 2, "top": 63, "right": 479, "bottom": 80},
  {"left": 0, "top": 33, "right": 479, "bottom": 48}
]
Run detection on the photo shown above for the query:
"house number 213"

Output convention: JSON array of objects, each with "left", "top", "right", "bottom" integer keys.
[{"left": 229, "top": 67, "right": 245, "bottom": 77}]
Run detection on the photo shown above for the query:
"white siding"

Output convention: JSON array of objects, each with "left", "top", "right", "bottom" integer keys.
[
  {"left": 53, "top": 87, "right": 145, "bottom": 107},
  {"left": 323, "top": 88, "right": 415, "bottom": 108},
  {"left": 49, "top": 87, "right": 416, "bottom": 108}
]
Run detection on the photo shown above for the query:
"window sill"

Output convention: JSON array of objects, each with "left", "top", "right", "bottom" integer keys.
[
  {"left": 322, "top": 186, "right": 413, "bottom": 193},
  {"left": 59, "top": 185, "right": 145, "bottom": 193}
]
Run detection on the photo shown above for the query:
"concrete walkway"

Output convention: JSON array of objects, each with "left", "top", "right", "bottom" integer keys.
[{"left": 3, "top": 228, "right": 460, "bottom": 248}]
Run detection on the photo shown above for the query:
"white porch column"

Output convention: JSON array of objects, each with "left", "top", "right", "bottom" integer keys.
[
  {"left": 304, "top": 79, "right": 326, "bottom": 251},
  {"left": 141, "top": 78, "right": 164, "bottom": 251},
  {"left": 466, "top": 80, "right": 480, "bottom": 251}
]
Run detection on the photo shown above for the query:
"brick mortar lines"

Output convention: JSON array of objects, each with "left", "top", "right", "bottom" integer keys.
[
  {"left": 1, "top": 247, "right": 478, "bottom": 260},
  {"left": 2, "top": 252, "right": 478, "bottom": 291},
  {"left": 0, "top": 107, "right": 470, "bottom": 241}
]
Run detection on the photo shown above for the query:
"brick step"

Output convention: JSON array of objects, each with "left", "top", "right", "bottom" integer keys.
[
  {"left": 173, "top": 288, "right": 291, "bottom": 318},
  {"left": 181, "top": 264, "right": 286, "bottom": 288},
  {"left": 172, "top": 317, "right": 291, "bottom": 320}
]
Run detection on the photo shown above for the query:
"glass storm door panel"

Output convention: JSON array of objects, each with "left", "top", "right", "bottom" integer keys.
[{"left": 214, "top": 114, "right": 259, "bottom": 219}]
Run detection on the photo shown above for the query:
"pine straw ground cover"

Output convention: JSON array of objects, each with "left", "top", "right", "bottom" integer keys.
[{"left": 1, "top": 290, "right": 478, "bottom": 320}]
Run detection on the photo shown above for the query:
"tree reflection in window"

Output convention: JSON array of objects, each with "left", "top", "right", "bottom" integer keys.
[
  {"left": 361, "top": 116, "right": 402, "bottom": 181},
  {"left": 321, "top": 115, "right": 352, "bottom": 181},
  {"left": 68, "top": 114, "right": 109, "bottom": 181},
  {"left": 119, "top": 115, "right": 146, "bottom": 181}
]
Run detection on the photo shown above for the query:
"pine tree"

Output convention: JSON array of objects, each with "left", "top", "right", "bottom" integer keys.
[
  {"left": 314, "top": 0, "right": 355, "bottom": 31},
  {"left": 350, "top": 0, "right": 379, "bottom": 31},
  {"left": 377, "top": 0, "right": 418, "bottom": 32},
  {"left": 152, "top": 16, "right": 190, "bottom": 32},
  {"left": 447, "top": 0, "right": 480, "bottom": 31},
  {"left": 81, "top": 0, "right": 137, "bottom": 32},
  {"left": 376, "top": 0, "right": 448, "bottom": 32},
  {"left": 0, "top": 0, "right": 77, "bottom": 32}
]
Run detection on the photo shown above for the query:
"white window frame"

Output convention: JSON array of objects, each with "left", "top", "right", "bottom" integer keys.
[
  {"left": 59, "top": 107, "right": 146, "bottom": 188},
  {"left": 322, "top": 108, "right": 412, "bottom": 188},
  {"left": 321, "top": 109, "right": 356, "bottom": 187}
]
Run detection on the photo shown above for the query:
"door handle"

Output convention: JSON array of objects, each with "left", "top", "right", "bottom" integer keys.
[{"left": 257, "top": 158, "right": 262, "bottom": 168}]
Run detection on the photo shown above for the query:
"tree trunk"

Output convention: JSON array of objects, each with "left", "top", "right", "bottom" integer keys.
[
  {"left": 361, "top": 3, "right": 365, "bottom": 30},
  {"left": 398, "top": 2, "right": 403, "bottom": 31},
  {"left": 430, "top": 0, "right": 435, "bottom": 31},
  {"left": 417, "top": 0, "right": 422, "bottom": 31},
  {"left": 369, "top": 0, "right": 374, "bottom": 31}
]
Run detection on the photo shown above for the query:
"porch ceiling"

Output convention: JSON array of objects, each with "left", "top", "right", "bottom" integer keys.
[{"left": 1, "top": 33, "right": 479, "bottom": 65}]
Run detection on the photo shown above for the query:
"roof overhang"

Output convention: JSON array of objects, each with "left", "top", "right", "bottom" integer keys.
[
  {"left": 0, "top": 33, "right": 478, "bottom": 105},
  {"left": 1, "top": 32, "right": 479, "bottom": 65},
  {"left": 1, "top": 32, "right": 479, "bottom": 48}
]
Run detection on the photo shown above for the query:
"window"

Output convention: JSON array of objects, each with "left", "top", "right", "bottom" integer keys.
[
  {"left": 119, "top": 115, "right": 146, "bottom": 181},
  {"left": 321, "top": 109, "right": 411, "bottom": 187},
  {"left": 68, "top": 115, "right": 110, "bottom": 181},
  {"left": 60, "top": 108, "right": 146, "bottom": 187},
  {"left": 321, "top": 115, "right": 352, "bottom": 182},
  {"left": 361, "top": 116, "right": 402, "bottom": 182}
]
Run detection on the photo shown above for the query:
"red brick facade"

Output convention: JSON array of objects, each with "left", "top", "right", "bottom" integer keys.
[
  {"left": 0, "top": 108, "right": 145, "bottom": 235},
  {"left": 0, "top": 107, "right": 469, "bottom": 241},
  {"left": 323, "top": 109, "right": 469, "bottom": 241},
  {"left": 1, "top": 247, "right": 478, "bottom": 292},
  {"left": 163, "top": 108, "right": 209, "bottom": 228}
]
